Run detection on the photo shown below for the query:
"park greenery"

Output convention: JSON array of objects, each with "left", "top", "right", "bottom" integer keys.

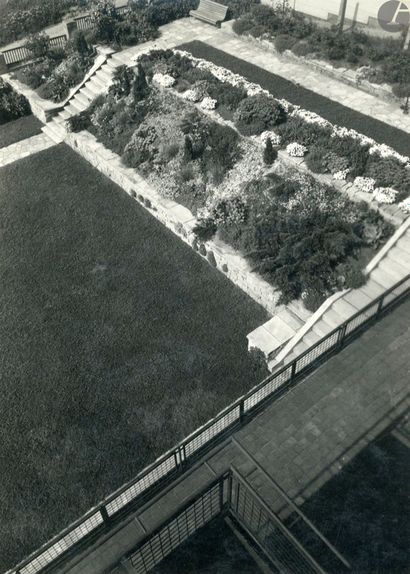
[
  {"left": 0, "top": 78, "right": 31, "bottom": 123},
  {"left": 232, "top": 2, "right": 410, "bottom": 106},
  {"left": 67, "top": 49, "right": 396, "bottom": 310},
  {"left": 14, "top": 30, "right": 95, "bottom": 102}
]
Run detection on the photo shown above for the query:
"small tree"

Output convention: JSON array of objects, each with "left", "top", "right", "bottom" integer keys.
[
  {"left": 70, "top": 30, "right": 90, "bottom": 57},
  {"left": 132, "top": 62, "right": 149, "bottom": 101},
  {"left": 25, "top": 33, "right": 50, "bottom": 59},
  {"left": 393, "top": 82, "right": 410, "bottom": 114},
  {"left": 263, "top": 138, "right": 277, "bottom": 165},
  {"left": 183, "top": 135, "right": 194, "bottom": 160},
  {"left": 91, "top": 0, "right": 119, "bottom": 44}
]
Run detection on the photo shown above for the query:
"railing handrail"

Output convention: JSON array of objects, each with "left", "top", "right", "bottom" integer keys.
[{"left": 9, "top": 273, "right": 410, "bottom": 574}]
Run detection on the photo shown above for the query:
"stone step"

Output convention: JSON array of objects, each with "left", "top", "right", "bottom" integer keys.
[
  {"left": 58, "top": 109, "right": 72, "bottom": 121},
  {"left": 377, "top": 256, "right": 408, "bottom": 281},
  {"left": 369, "top": 267, "right": 401, "bottom": 290},
  {"left": 81, "top": 85, "right": 97, "bottom": 101},
  {"left": 66, "top": 101, "right": 85, "bottom": 116},
  {"left": 388, "top": 244, "right": 410, "bottom": 267},
  {"left": 110, "top": 51, "right": 133, "bottom": 66},
  {"left": 87, "top": 75, "right": 106, "bottom": 92},
  {"left": 94, "top": 67, "right": 114, "bottom": 84},
  {"left": 358, "top": 280, "right": 386, "bottom": 300},
  {"left": 394, "top": 234, "right": 410, "bottom": 255},
  {"left": 287, "top": 300, "right": 312, "bottom": 323},
  {"left": 312, "top": 319, "right": 332, "bottom": 339},
  {"left": 42, "top": 123, "right": 65, "bottom": 144},
  {"left": 331, "top": 298, "right": 359, "bottom": 318},
  {"left": 321, "top": 308, "right": 344, "bottom": 330},
  {"left": 74, "top": 91, "right": 91, "bottom": 107},
  {"left": 276, "top": 308, "right": 304, "bottom": 332},
  {"left": 344, "top": 288, "right": 373, "bottom": 309},
  {"left": 302, "top": 330, "right": 322, "bottom": 348}
]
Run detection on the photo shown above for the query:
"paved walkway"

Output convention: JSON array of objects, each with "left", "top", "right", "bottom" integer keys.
[{"left": 0, "top": 132, "right": 54, "bottom": 168}]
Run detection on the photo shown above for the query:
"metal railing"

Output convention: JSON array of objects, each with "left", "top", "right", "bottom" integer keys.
[
  {"left": 2, "top": 34, "right": 67, "bottom": 67},
  {"left": 74, "top": 14, "right": 94, "bottom": 31},
  {"left": 128, "top": 467, "right": 348, "bottom": 574},
  {"left": 9, "top": 273, "right": 409, "bottom": 574}
]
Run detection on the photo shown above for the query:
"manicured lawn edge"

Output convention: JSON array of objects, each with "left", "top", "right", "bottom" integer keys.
[
  {"left": 0, "top": 114, "right": 43, "bottom": 148},
  {"left": 0, "top": 142, "right": 268, "bottom": 571}
]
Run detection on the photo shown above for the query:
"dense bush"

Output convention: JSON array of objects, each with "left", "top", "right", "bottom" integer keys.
[
  {"left": 232, "top": 3, "right": 407, "bottom": 88},
  {"left": 0, "top": 79, "right": 31, "bottom": 124},
  {"left": 15, "top": 31, "right": 94, "bottom": 102},
  {"left": 0, "top": 0, "right": 88, "bottom": 45},
  {"left": 234, "top": 93, "right": 287, "bottom": 135}
]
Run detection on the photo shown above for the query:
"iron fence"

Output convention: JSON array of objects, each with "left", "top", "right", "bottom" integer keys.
[
  {"left": 128, "top": 467, "right": 347, "bottom": 574},
  {"left": 10, "top": 273, "right": 409, "bottom": 574},
  {"left": 2, "top": 34, "right": 67, "bottom": 67}
]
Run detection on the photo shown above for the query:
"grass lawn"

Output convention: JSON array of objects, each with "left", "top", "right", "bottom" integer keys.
[
  {"left": 177, "top": 41, "right": 410, "bottom": 157},
  {"left": 0, "top": 115, "right": 43, "bottom": 148},
  {"left": 0, "top": 143, "right": 268, "bottom": 572}
]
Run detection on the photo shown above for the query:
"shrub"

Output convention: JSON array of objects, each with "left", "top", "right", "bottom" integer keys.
[
  {"left": 198, "top": 243, "right": 207, "bottom": 256},
  {"left": 109, "top": 65, "right": 135, "bottom": 98},
  {"left": 274, "top": 34, "right": 297, "bottom": 54},
  {"left": 144, "top": 197, "right": 152, "bottom": 208},
  {"left": 145, "top": 0, "right": 197, "bottom": 26},
  {"left": 234, "top": 94, "right": 287, "bottom": 135},
  {"left": 304, "top": 146, "right": 327, "bottom": 173},
  {"left": 206, "top": 251, "right": 217, "bottom": 267},
  {"left": 222, "top": 263, "right": 228, "bottom": 273},
  {"left": 303, "top": 290, "right": 327, "bottom": 312},
  {"left": 25, "top": 32, "right": 50, "bottom": 58},
  {"left": 68, "top": 30, "right": 91, "bottom": 57},
  {"left": 225, "top": 0, "right": 261, "bottom": 19},
  {"left": 133, "top": 63, "right": 149, "bottom": 101},
  {"left": 291, "top": 41, "right": 314, "bottom": 57},
  {"left": 193, "top": 218, "right": 217, "bottom": 241},
  {"left": 67, "top": 110, "right": 91, "bottom": 133},
  {"left": 263, "top": 138, "right": 278, "bottom": 165},
  {"left": 206, "top": 81, "right": 247, "bottom": 111},
  {"left": 0, "top": 79, "right": 31, "bottom": 124},
  {"left": 202, "top": 122, "right": 241, "bottom": 178},
  {"left": 232, "top": 17, "right": 254, "bottom": 36},
  {"left": 91, "top": 0, "right": 119, "bottom": 44}
]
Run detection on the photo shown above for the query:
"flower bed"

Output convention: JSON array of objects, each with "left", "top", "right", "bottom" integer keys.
[
  {"left": 14, "top": 31, "right": 95, "bottom": 103},
  {"left": 67, "top": 49, "right": 395, "bottom": 310},
  {"left": 232, "top": 4, "right": 410, "bottom": 108}
]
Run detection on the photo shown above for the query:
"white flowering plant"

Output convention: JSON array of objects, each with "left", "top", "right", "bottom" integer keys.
[
  {"left": 259, "top": 131, "right": 281, "bottom": 146},
  {"left": 286, "top": 142, "right": 308, "bottom": 157},
  {"left": 182, "top": 88, "right": 202, "bottom": 102},
  {"left": 152, "top": 72, "right": 176, "bottom": 88},
  {"left": 333, "top": 169, "right": 350, "bottom": 181},
  {"left": 398, "top": 196, "right": 410, "bottom": 213},
  {"left": 200, "top": 97, "right": 217, "bottom": 110},
  {"left": 353, "top": 176, "right": 376, "bottom": 193},
  {"left": 373, "top": 187, "right": 399, "bottom": 204}
]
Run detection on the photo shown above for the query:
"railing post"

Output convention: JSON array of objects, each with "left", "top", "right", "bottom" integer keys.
[
  {"left": 65, "top": 19, "right": 79, "bottom": 39},
  {"left": 291, "top": 359, "right": 297, "bottom": 380},
  {"left": 0, "top": 53, "right": 8, "bottom": 75},
  {"left": 338, "top": 323, "right": 347, "bottom": 348},
  {"left": 377, "top": 295, "right": 384, "bottom": 316},
  {"left": 239, "top": 400, "right": 245, "bottom": 424},
  {"left": 100, "top": 506, "right": 111, "bottom": 525}
]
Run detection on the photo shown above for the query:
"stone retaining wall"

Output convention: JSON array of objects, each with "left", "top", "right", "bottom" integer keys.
[{"left": 65, "top": 129, "right": 281, "bottom": 315}]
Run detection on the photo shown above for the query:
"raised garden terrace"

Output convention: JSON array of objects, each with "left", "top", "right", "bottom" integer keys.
[{"left": 0, "top": 143, "right": 269, "bottom": 572}]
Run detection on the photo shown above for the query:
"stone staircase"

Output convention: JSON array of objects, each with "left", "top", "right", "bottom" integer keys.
[
  {"left": 270, "top": 218, "right": 410, "bottom": 368},
  {"left": 247, "top": 301, "right": 312, "bottom": 362},
  {"left": 41, "top": 49, "right": 132, "bottom": 143}
]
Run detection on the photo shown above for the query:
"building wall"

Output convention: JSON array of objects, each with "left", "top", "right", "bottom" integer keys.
[{"left": 261, "top": 0, "right": 395, "bottom": 27}]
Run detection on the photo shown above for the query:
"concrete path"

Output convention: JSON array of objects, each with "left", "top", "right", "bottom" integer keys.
[{"left": 0, "top": 132, "right": 54, "bottom": 168}]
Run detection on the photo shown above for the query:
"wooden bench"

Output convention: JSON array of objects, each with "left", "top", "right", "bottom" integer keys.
[{"left": 190, "top": 0, "right": 228, "bottom": 26}]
